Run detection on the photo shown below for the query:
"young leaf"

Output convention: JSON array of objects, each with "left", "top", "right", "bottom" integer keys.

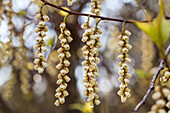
[{"left": 134, "top": 0, "right": 170, "bottom": 49}]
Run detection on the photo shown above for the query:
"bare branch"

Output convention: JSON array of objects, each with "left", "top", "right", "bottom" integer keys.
[
  {"left": 133, "top": 45, "right": 170, "bottom": 113},
  {"left": 41, "top": 0, "right": 170, "bottom": 23}
]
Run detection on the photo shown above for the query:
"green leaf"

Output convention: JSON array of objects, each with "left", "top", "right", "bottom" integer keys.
[{"left": 134, "top": 0, "right": 170, "bottom": 49}]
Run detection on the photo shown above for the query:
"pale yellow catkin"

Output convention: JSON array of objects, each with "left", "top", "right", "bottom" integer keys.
[
  {"left": 34, "top": 12, "right": 49, "bottom": 74},
  {"left": 117, "top": 30, "right": 132, "bottom": 103},
  {"left": 81, "top": 21, "right": 102, "bottom": 107},
  {"left": 54, "top": 22, "right": 73, "bottom": 106}
]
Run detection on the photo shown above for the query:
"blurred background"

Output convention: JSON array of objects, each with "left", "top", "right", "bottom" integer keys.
[{"left": 0, "top": 0, "right": 170, "bottom": 113}]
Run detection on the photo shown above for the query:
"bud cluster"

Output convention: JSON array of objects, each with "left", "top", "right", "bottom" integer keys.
[
  {"left": 160, "top": 70, "right": 170, "bottom": 85},
  {"left": 54, "top": 22, "right": 73, "bottom": 106},
  {"left": 117, "top": 30, "right": 132, "bottom": 103},
  {"left": 148, "top": 85, "right": 170, "bottom": 113},
  {"left": 34, "top": 12, "right": 49, "bottom": 74},
  {"left": 90, "top": 0, "right": 102, "bottom": 22},
  {"left": 81, "top": 22, "right": 102, "bottom": 107},
  {"left": 67, "top": 0, "right": 73, "bottom": 6}
]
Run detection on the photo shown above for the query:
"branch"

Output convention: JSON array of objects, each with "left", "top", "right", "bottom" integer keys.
[
  {"left": 41, "top": 0, "right": 170, "bottom": 23},
  {"left": 133, "top": 45, "right": 170, "bottom": 113}
]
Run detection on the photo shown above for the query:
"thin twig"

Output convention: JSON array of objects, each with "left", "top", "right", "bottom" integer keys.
[
  {"left": 133, "top": 45, "right": 170, "bottom": 113},
  {"left": 41, "top": 0, "right": 170, "bottom": 23}
]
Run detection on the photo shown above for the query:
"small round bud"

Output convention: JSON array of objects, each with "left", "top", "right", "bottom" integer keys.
[
  {"left": 35, "top": 12, "right": 41, "bottom": 19},
  {"left": 81, "top": 22, "right": 87, "bottom": 29},
  {"left": 156, "top": 99, "right": 166, "bottom": 107},
  {"left": 125, "top": 30, "right": 131, "bottom": 36},
  {"left": 42, "top": 62, "right": 47, "bottom": 68},
  {"left": 56, "top": 79, "right": 63, "bottom": 85},
  {"left": 65, "top": 51, "right": 71, "bottom": 58},
  {"left": 82, "top": 36, "right": 88, "bottom": 42},
  {"left": 38, "top": 53, "right": 44, "bottom": 58},
  {"left": 117, "top": 54, "right": 123, "bottom": 60},
  {"left": 60, "top": 38, "right": 67, "bottom": 44},
  {"left": 97, "top": 42, "right": 102, "bottom": 48},
  {"left": 95, "top": 100, "right": 101, "bottom": 105},
  {"left": 63, "top": 44, "right": 70, "bottom": 50},
  {"left": 64, "top": 29, "right": 71, "bottom": 36},
  {"left": 118, "top": 41, "right": 124, "bottom": 46},
  {"left": 64, "top": 60, "right": 70, "bottom": 66},
  {"left": 54, "top": 99, "right": 60, "bottom": 106},
  {"left": 34, "top": 65, "right": 39, "bottom": 70},
  {"left": 57, "top": 47, "right": 64, "bottom": 53},
  {"left": 66, "top": 36, "right": 73, "bottom": 42},
  {"left": 97, "top": 28, "right": 102, "bottom": 34},
  {"left": 40, "top": 31, "right": 46, "bottom": 37},
  {"left": 41, "top": 46, "right": 47, "bottom": 52},
  {"left": 38, "top": 67, "right": 44, "bottom": 74},
  {"left": 122, "top": 36, "right": 129, "bottom": 40},
  {"left": 34, "top": 43, "right": 39, "bottom": 50},
  {"left": 43, "top": 26, "right": 48, "bottom": 32},
  {"left": 34, "top": 58, "right": 40, "bottom": 64},
  {"left": 39, "top": 21, "right": 45, "bottom": 27},
  {"left": 122, "top": 48, "right": 128, "bottom": 53},
  {"left": 63, "top": 90, "right": 69, "bottom": 97},
  {"left": 34, "top": 27, "right": 40, "bottom": 33},
  {"left": 166, "top": 102, "right": 170, "bottom": 108},
  {"left": 43, "top": 15, "right": 49, "bottom": 21},
  {"left": 162, "top": 88, "right": 170, "bottom": 97},
  {"left": 60, "top": 22, "right": 66, "bottom": 29},
  {"left": 125, "top": 58, "right": 131, "bottom": 63},
  {"left": 121, "top": 96, "right": 127, "bottom": 103},
  {"left": 125, "top": 44, "right": 132, "bottom": 50},
  {"left": 36, "top": 36, "right": 42, "bottom": 42},
  {"left": 90, "top": 2, "right": 95, "bottom": 7},
  {"left": 56, "top": 63, "right": 63, "bottom": 69},
  {"left": 64, "top": 75, "right": 70, "bottom": 82}
]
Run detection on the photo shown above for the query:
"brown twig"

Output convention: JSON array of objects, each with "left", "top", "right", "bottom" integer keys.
[
  {"left": 133, "top": 45, "right": 170, "bottom": 113},
  {"left": 41, "top": 0, "right": 170, "bottom": 23}
]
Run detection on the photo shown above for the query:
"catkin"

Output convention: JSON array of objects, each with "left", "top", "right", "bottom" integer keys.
[
  {"left": 117, "top": 30, "right": 132, "bottom": 103},
  {"left": 34, "top": 12, "right": 49, "bottom": 74},
  {"left": 54, "top": 22, "right": 73, "bottom": 106},
  {"left": 81, "top": 21, "right": 102, "bottom": 107}
]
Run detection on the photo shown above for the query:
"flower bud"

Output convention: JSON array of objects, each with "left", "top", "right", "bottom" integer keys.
[
  {"left": 60, "top": 22, "right": 66, "bottom": 29},
  {"left": 39, "top": 21, "right": 45, "bottom": 27},
  {"left": 43, "top": 15, "right": 49, "bottom": 21},
  {"left": 34, "top": 27, "right": 40, "bottom": 33},
  {"left": 64, "top": 29, "right": 71, "bottom": 36},
  {"left": 35, "top": 12, "right": 41, "bottom": 19},
  {"left": 54, "top": 99, "right": 60, "bottom": 106},
  {"left": 38, "top": 67, "right": 44, "bottom": 74},
  {"left": 122, "top": 36, "right": 129, "bottom": 40},
  {"left": 66, "top": 36, "right": 73, "bottom": 42},
  {"left": 125, "top": 30, "right": 131, "bottom": 36}
]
